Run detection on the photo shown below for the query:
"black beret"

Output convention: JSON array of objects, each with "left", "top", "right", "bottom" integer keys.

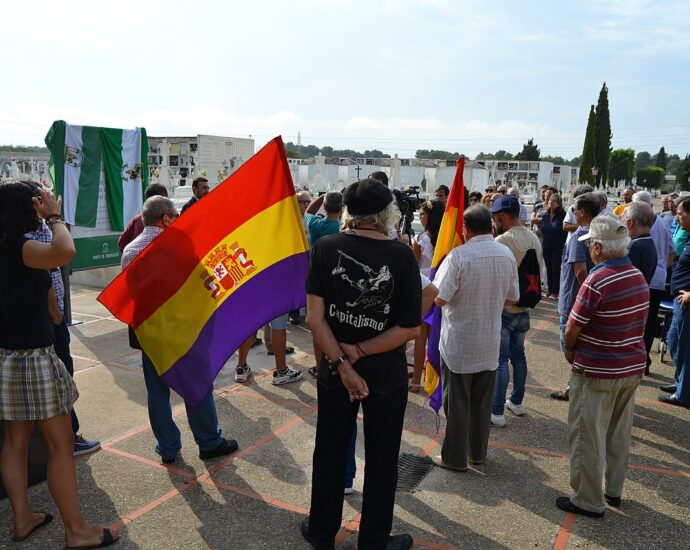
[{"left": 342, "top": 179, "right": 393, "bottom": 216}]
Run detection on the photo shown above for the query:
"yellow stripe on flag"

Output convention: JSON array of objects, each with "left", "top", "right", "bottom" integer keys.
[{"left": 136, "top": 196, "right": 307, "bottom": 374}]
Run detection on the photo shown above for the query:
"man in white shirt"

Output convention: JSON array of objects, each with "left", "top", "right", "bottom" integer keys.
[{"left": 431, "top": 205, "right": 520, "bottom": 471}]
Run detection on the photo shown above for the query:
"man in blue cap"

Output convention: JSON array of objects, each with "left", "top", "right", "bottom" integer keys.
[{"left": 489, "top": 195, "right": 545, "bottom": 426}]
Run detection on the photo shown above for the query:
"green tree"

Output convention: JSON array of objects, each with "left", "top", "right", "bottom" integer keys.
[
  {"left": 514, "top": 138, "right": 540, "bottom": 161},
  {"left": 579, "top": 105, "right": 597, "bottom": 184},
  {"left": 608, "top": 148, "right": 635, "bottom": 185},
  {"left": 636, "top": 166, "right": 665, "bottom": 189},
  {"left": 677, "top": 154, "right": 690, "bottom": 191},
  {"left": 594, "top": 82, "right": 612, "bottom": 187},
  {"left": 320, "top": 146, "right": 334, "bottom": 157},
  {"left": 494, "top": 150, "right": 513, "bottom": 160},
  {"left": 363, "top": 149, "right": 390, "bottom": 158},
  {"left": 667, "top": 153, "right": 681, "bottom": 175},
  {"left": 635, "top": 151, "right": 653, "bottom": 171},
  {"left": 654, "top": 146, "right": 668, "bottom": 171}
]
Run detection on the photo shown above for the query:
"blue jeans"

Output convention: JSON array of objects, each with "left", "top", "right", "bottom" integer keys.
[
  {"left": 492, "top": 311, "right": 530, "bottom": 415},
  {"left": 667, "top": 298, "right": 690, "bottom": 404},
  {"left": 559, "top": 314, "right": 568, "bottom": 352},
  {"left": 344, "top": 424, "right": 357, "bottom": 489},
  {"left": 142, "top": 352, "right": 223, "bottom": 459}
]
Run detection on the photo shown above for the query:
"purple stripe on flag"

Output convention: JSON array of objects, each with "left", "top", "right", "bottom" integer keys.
[{"left": 160, "top": 252, "right": 309, "bottom": 405}]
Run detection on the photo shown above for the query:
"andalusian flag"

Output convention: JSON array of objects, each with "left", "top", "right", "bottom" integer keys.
[
  {"left": 98, "top": 137, "right": 309, "bottom": 405},
  {"left": 101, "top": 127, "right": 148, "bottom": 231},
  {"left": 45, "top": 121, "right": 148, "bottom": 230},
  {"left": 425, "top": 157, "right": 466, "bottom": 416}
]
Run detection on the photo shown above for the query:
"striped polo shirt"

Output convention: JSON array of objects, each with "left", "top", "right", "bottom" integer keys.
[{"left": 569, "top": 256, "right": 649, "bottom": 379}]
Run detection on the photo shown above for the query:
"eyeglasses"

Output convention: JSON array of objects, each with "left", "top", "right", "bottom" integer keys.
[{"left": 485, "top": 188, "right": 495, "bottom": 193}]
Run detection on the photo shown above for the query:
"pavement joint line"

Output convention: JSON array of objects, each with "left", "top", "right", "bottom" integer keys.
[
  {"left": 524, "top": 312, "right": 560, "bottom": 344},
  {"left": 71, "top": 310, "right": 112, "bottom": 319},
  {"left": 101, "top": 408, "right": 318, "bottom": 534},
  {"left": 552, "top": 512, "right": 576, "bottom": 550},
  {"left": 420, "top": 438, "right": 441, "bottom": 458},
  {"left": 109, "top": 481, "right": 198, "bottom": 531},
  {"left": 404, "top": 425, "right": 690, "bottom": 479},
  {"left": 231, "top": 387, "right": 314, "bottom": 409}
]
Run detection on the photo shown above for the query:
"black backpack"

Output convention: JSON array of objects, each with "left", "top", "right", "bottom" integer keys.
[{"left": 516, "top": 248, "right": 542, "bottom": 308}]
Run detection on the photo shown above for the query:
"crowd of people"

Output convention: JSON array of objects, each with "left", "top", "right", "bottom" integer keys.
[{"left": 1, "top": 172, "right": 689, "bottom": 549}]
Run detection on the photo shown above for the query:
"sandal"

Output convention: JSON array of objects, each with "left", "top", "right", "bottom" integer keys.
[
  {"left": 13, "top": 512, "right": 53, "bottom": 541},
  {"left": 550, "top": 387, "right": 570, "bottom": 401},
  {"left": 65, "top": 527, "right": 118, "bottom": 549},
  {"left": 308, "top": 366, "right": 318, "bottom": 378}
]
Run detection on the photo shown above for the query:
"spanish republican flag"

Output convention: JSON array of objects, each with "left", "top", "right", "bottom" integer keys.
[
  {"left": 98, "top": 137, "right": 309, "bottom": 405},
  {"left": 424, "top": 157, "right": 465, "bottom": 415}
]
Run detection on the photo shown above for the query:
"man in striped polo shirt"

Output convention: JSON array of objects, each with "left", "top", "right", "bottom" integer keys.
[{"left": 556, "top": 216, "right": 649, "bottom": 518}]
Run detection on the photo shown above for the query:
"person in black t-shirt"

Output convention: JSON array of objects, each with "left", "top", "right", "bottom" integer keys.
[
  {"left": 0, "top": 182, "right": 119, "bottom": 548},
  {"left": 620, "top": 202, "right": 657, "bottom": 284},
  {"left": 302, "top": 179, "right": 421, "bottom": 550}
]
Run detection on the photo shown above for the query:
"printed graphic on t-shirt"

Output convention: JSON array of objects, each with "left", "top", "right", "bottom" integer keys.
[{"left": 331, "top": 249, "right": 394, "bottom": 313}]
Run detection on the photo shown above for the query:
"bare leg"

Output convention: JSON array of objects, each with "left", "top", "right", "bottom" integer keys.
[
  {"left": 411, "top": 324, "right": 429, "bottom": 387},
  {"left": 271, "top": 328, "right": 287, "bottom": 371},
  {"left": 35, "top": 414, "right": 118, "bottom": 548},
  {"left": 237, "top": 333, "right": 256, "bottom": 367},
  {"left": 1, "top": 420, "right": 47, "bottom": 538}
]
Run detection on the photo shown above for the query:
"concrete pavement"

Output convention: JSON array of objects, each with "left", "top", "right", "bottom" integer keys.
[{"left": 1, "top": 285, "right": 689, "bottom": 549}]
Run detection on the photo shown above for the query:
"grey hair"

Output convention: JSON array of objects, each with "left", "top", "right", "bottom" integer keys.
[
  {"left": 595, "top": 191, "right": 608, "bottom": 207},
  {"left": 142, "top": 196, "right": 176, "bottom": 226},
  {"left": 508, "top": 187, "right": 519, "bottom": 197},
  {"left": 632, "top": 191, "right": 652, "bottom": 205},
  {"left": 573, "top": 184, "right": 593, "bottom": 198},
  {"left": 625, "top": 201, "right": 655, "bottom": 228},
  {"left": 341, "top": 201, "right": 401, "bottom": 234},
  {"left": 593, "top": 236, "right": 630, "bottom": 257}
]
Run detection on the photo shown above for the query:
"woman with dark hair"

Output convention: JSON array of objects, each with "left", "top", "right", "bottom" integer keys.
[
  {"left": 0, "top": 182, "right": 118, "bottom": 548},
  {"left": 303, "top": 179, "right": 421, "bottom": 550},
  {"left": 413, "top": 200, "right": 444, "bottom": 277},
  {"left": 410, "top": 200, "right": 444, "bottom": 391},
  {"left": 468, "top": 191, "right": 482, "bottom": 206},
  {"left": 541, "top": 193, "right": 567, "bottom": 299}
]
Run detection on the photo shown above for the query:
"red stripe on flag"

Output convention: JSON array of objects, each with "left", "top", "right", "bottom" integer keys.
[
  {"left": 98, "top": 137, "right": 295, "bottom": 326},
  {"left": 446, "top": 156, "right": 465, "bottom": 240}
]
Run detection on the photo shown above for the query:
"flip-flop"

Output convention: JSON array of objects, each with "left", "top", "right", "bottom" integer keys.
[
  {"left": 13, "top": 512, "right": 53, "bottom": 541},
  {"left": 307, "top": 366, "right": 318, "bottom": 378},
  {"left": 65, "top": 528, "right": 118, "bottom": 549}
]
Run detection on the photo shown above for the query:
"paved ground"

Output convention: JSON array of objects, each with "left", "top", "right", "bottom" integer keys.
[{"left": 1, "top": 285, "right": 689, "bottom": 549}]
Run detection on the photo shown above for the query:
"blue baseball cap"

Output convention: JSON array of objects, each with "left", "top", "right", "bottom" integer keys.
[{"left": 490, "top": 195, "right": 520, "bottom": 214}]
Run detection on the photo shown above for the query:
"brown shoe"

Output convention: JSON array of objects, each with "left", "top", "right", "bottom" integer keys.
[{"left": 550, "top": 387, "right": 569, "bottom": 401}]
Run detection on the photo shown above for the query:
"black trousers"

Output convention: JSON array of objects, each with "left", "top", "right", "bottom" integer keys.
[
  {"left": 643, "top": 288, "right": 666, "bottom": 369},
  {"left": 309, "top": 382, "right": 407, "bottom": 550},
  {"left": 543, "top": 248, "right": 563, "bottom": 295},
  {"left": 53, "top": 319, "right": 79, "bottom": 434}
]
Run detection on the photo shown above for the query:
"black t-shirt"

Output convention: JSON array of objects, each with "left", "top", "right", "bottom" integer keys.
[
  {"left": 628, "top": 235, "right": 657, "bottom": 285},
  {"left": 0, "top": 237, "right": 54, "bottom": 349},
  {"left": 306, "top": 232, "right": 422, "bottom": 393}
]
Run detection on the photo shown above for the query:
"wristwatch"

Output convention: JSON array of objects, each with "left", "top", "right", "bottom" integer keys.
[{"left": 328, "top": 354, "right": 348, "bottom": 374}]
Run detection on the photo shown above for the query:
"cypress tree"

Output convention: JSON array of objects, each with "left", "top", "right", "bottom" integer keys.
[
  {"left": 579, "top": 105, "right": 596, "bottom": 185},
  {"left": 594, "top": 82, "right": 612, "bottom": 187},
  {"left": 655, "top": 146, "right": 668, "bottom": 171}
]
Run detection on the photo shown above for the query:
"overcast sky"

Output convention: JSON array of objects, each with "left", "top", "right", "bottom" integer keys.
[{"left": 2, "top": 0, "right": 689, "bottom": 158}]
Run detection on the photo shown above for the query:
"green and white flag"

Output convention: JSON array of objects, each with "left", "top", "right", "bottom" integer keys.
[
  {"left": 101, "top": 127, "right": 148, "bottom": 231},
  {"left": 45, "top": 120, "right": 102, "bottom": 227},
  {"left": 45, "top": 121, "right": 148, "bottom": 231}
]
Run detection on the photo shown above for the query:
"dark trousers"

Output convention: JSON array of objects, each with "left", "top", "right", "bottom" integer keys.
[
  {"left": 543, "top": 248, "right": 563, "bottom": 295},
  {"left": 309, "top": 382, "right": 407, "bottom": 550},
  {"left": 441, "top": 362, "right": 495, "bottom": 468},
  {"left": 643, "top": 288, "right": 666, "bottom": 369},
  {"left": 53, "top": 319, "right": 79, "bottom": 434}
]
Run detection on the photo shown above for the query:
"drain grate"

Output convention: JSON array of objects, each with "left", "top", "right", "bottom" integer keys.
[{"left": 396, "top": 453, "right": 433, "bottom": 493}]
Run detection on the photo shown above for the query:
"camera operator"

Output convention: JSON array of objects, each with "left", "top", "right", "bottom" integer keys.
[{"left": 369, "top": 171, "right": 418, "bottom": 244}]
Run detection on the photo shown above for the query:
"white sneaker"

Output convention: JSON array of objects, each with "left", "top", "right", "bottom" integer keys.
[
  {"left": 272, "top": 366, "right": 303, "bottom": 385},
  {"left": 506, "top": 399, "right": 525, "bottom": 416},
  {"left": 491, "top": 414, "right": 506, "bottom": 427},
  {"left": 235, "top": 364, "right": 252, "bottom": 382}
]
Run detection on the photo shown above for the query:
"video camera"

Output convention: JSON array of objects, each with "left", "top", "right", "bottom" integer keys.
[{"left": 393, "top": 186, "right": 422, "bottom": 242}]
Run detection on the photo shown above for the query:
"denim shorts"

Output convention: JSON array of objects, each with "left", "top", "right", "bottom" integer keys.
[{"left": 269, "top": 313, "right": 290, "bottom": 330}]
